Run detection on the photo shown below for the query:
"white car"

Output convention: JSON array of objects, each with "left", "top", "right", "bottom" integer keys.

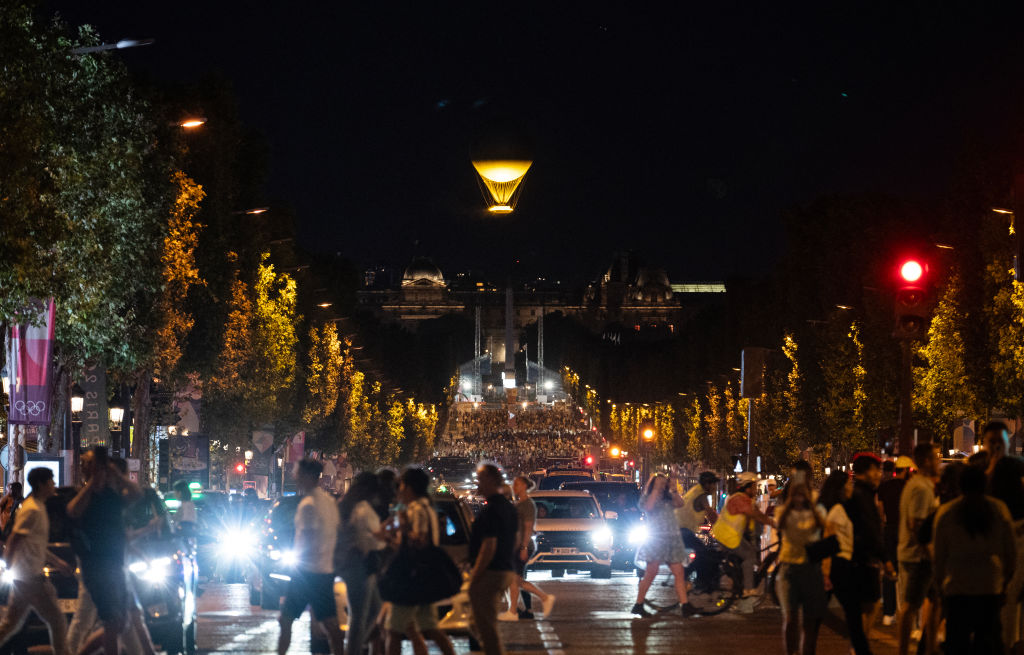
[{"left": 527, "top": 490, "right": 615, "bottom": 578}]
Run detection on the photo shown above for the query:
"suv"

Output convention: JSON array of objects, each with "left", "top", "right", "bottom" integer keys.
[
  {"left": 559, "top": 481, "right": 643, "bottom": 572},
  {"left": 526, "top": 490, "right": 614, "bottom": 578},
  {"left": 536, "top": 469, "right": 595, "bottom": 491}
]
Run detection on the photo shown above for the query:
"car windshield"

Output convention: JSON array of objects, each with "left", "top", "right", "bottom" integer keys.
[
  {"left": 560, "top": 483, "right": 639, "bottom": 513},
  {"left": 533, "top": 496, "right": 601, "bottom": 520},
  {"left": 538, "top": 474, "right": 591, "bottom": 490}
]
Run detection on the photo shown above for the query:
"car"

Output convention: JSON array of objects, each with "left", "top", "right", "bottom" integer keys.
[
  {"left": 0, "top": 486, "right": 199, "bottom": 655},
  {"left": 526, "top": 489, "right": 615, "bottom": 578},
  {"left": 251, "top": 495, "right": 302, "bottom": 609},
  {"left": 536, "top": 470, "right": 595, "bottom": 491},
  {"left": 559, "top": 480, "right": 643, "bottom": 571}
]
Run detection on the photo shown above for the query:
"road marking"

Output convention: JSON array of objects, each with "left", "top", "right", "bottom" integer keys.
[{"left": 535, "top": 620, "right": 565, "bottom": 655}]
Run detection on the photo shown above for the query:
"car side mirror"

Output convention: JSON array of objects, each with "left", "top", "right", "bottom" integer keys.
[{"left": 604, "top": 511, "right": 618, "bottom": 520}]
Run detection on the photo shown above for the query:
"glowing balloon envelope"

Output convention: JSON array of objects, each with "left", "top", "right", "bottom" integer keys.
[{"left": 472, "top": 159, "right": 532, "bottom": 213}]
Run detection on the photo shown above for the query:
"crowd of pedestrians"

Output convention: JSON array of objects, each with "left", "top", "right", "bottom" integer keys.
[
  {"left": 437, "top": 429, "right": 599, "bottom": 473},
  {"left": 687, "top": 420, "right": 1020, "bottom": 655},
  {"left": 451, "top": 404, "right": 583, "bottom": 438}
]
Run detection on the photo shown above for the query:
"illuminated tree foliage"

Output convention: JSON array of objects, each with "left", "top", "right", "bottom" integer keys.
[
  {"left": 817, "top": 321, "right": 870, "bottom": 465},
  {"left": 204, "top": 254, "right": 299, "bottom": 446},
  {"left": 986, "top": 260, "right": 1024, "bottom": 419},
  {"left": 914, "top": 271, "right": 984, "bottom": 436},
  {"left": 130, "top": 171, "right": 205, "bottom": 467},
  {"left": 606, "top": 401, "right": 676, "bottom": 463},
  {"left": 303, "top": 322, "right": 342, "bottom": 428}
]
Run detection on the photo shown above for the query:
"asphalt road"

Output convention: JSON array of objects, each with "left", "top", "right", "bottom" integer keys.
[{"left": 196, "top": 570, "right": 902, "bottom": 654}]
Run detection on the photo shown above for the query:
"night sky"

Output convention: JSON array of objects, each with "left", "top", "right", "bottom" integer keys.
[{"left": 46, "top": 2, "right": 1024, "bottom": 283}]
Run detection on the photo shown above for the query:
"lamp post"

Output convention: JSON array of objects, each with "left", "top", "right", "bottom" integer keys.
[
  {"left": 108, "top": 399, "right": 125, "bottom": 456},
  {"left": 640, "top": 422, "right": 656, "bottom": 484}
]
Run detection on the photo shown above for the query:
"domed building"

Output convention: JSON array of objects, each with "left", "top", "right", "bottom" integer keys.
[
  {"left": 402, "top": 257, "right": 445, "bottom": 287},
  {"left": 632, "top": 268, "right": 673, "bottom": 303},
  {"left": 401, "top": 257, "right": 447, "bottom": 304}
]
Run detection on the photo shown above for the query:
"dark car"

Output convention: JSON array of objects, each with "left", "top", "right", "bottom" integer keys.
[
  {"left": 251, "top": 494, "right": 302, "bottom": 609},
  {"left": 559, "top": 481, "right": 643, "bottom": 571},
  {"left": 0, "top": 486, "right": 198, "bottom": 655},
  {"left": 536, "top": 469, "right": 595, "bottom": 491}
]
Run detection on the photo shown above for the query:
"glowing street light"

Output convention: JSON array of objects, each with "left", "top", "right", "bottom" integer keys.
[
  {"left": 178, "top": 117, "right": 207, "bottom": 129},
  {"left": 70, "top": 38, "right": 155, "bottom": 55}
]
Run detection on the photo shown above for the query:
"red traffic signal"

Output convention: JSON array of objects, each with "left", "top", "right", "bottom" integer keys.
[
  {"left": 893, "top": 257, "right": 931, "bottom": 340},
  {"left": 584, "top": 455, "right": 595, "bottom": 467},
  {"left": 628, "top": 460, "right": 635, "bottom": 468},
  {"left": 900, "top": 260, "right": 923, "bottom": 283},
  {"left": 235, "top": 463, "right": 245, "bottom": 474}
]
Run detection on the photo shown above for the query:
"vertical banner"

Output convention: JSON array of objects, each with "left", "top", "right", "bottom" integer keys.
[
  {"left": 168, "top": 432, "right": 209, "bottom": 489},
  {"left": 80, "top": 362, "right": 108, "bottom": 448},
  {"left": 7, "top": 298, "right": 56, "bottom": 425},
  {"left": 250, "top": 429, "right": 273, "bottom": 479},
  {"left": 288, "top": 431, "right": 305, "bottom": 462}
]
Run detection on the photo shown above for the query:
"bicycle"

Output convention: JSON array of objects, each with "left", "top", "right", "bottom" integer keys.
[{"left": 640, "top": 535, "right": 780, "bottom": 616}]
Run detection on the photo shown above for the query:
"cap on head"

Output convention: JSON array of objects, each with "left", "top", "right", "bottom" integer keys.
[
  {"left": 894, "top": 455, "right": 914, "bottom": 470},
  {"left": 737, "top": 472, "right": 759, "bottom": 489},
  {"left": 852, "top": 452, "right": 882, "bottom": 474}
]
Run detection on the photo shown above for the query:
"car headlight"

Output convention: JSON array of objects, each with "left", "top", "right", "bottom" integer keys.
[
  {"left": 219, "top": 528, "right": 256, "bottom": 559},
  {"left": 628, "top": 525, "right": 649, "bottom": 546},
  {"left": 129, "top": 556, "right": 173, "bottom": 584},
  {"left": 592, "top": 526, "right": 613, "bottom": 550},
  {"left": 281, "top": 550, "right": 298, "bottom": 567}
]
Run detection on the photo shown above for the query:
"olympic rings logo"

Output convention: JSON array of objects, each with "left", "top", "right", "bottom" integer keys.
[{"left": 13, "top": 400, "right": 46, "bottom": 417}]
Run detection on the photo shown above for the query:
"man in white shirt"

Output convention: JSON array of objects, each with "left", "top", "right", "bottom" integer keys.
[
  {"left": 278, "top": 459, "right": 344, "bottom": 655},
  {"left": 896, "top": 443, "right": 939, "bottom": 655},
  {"left": 0, "top": 467, "right": 73, "bottom": 655}
]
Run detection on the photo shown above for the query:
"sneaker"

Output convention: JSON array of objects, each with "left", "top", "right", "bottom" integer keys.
[
  {"left": 882, "top": 615, "right": 894, "bottom": 627},
  {"left": 542, "top": 594, "right": 557, "bottom": 617},
  {"left": 631, "top": 602, "right": 652, "bottom": 617},
  {"left": 498, "top": 611, "right": 519, "bottom": 622},
  {"left": 730, "top": 597, "right": 755, "bottom": 615},
  {"left": 681, "top": 603, "right": 701, "bottom": 618},
  {"left": 518, "top": 610, "right": 535, "bottom": 620}
]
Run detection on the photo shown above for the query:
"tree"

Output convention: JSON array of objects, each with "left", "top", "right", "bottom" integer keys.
[
  {"left": 130, "top": 171, "right": 205, "bottom": 471},
  {"left": 914, "top": 271, "right": 985, "bottom": 437},
  {"left": 303, "top": 322, "right": 342, "bottom": 439},
  {"left": 204, "top": 254, "right": 299, "bottom": 447},
  {"left": 817, "top": 321, "right": 870, "bottom": 466},
  {"left": 986, "top": 260, "right": 1024, "bottom": 419},
  {"left": 0, "top": 5, "right": 178, "bottom": 450}
]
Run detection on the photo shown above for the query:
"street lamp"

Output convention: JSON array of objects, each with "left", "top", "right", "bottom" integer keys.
[
  {"left": 70, "top": 384, "right": 84, "bottom": 421},
  {"left": 177, "top": 117, "right": 207, "bottom": 129},
  {"left": 108, "top": 401, "right": 125, "bottom": 432},
  {"left": 70, "top": 38, "right": 155, "bottom": 55}
]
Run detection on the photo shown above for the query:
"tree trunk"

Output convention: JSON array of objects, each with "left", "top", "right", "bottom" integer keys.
[
  {"left": 47, "top": 365, "right": 70, "bottom": 455},
  {"left": 131, "top": 369, "right": 152, "bottom": 485}
]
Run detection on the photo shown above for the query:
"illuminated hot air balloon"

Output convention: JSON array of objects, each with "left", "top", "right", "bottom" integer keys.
[{"left": 471, "top": 159, "right": 532, "bottom": 213}]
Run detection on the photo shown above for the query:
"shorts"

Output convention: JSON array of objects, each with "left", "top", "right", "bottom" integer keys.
[
  {"left": 776, "top": 562, "right": 827, "bottom": 620},
  {"left": 899, "top": 560, "right": 933, "bottom": 608},
  {"left": 80, "top": 558, "right": 127, "bottom": 623},
  {"left": 281, "top": 570, "right": 337, "bottom": 622},
  {"left": 387, "top": 603, "right": 438, "bottom": 632}
]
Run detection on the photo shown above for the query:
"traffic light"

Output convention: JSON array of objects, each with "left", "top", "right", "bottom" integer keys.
[
  {"left": 235, "top": 462, "right": 245, "bottom": 474},
  {"left": 584, "top": 455, "right": 595, "bottom": 467},
  {"left": 893, "top": 256, "right": 931, "bottom": 340},
  {"left": 608, "top": 446, "right": 621, "bottom": 458}
]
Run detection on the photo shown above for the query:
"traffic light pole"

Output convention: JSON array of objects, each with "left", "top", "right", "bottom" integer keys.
[{"left": 897, "top": 339, "right": 914, "bottom": 455}]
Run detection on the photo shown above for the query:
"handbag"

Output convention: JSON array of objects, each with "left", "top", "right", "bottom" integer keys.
[
  {"left": 378, "top": 508, "right": 462, "bottom": 605},
  {"left": 805, "top": 534, "right": 840, "bottom": 562}
]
